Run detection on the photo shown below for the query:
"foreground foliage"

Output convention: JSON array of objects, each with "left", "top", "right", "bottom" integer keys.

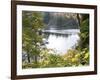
[{"left": 22, "top": 48, "right": 89, "bottom": 68}]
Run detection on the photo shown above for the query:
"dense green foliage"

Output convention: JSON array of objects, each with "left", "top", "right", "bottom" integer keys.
[
  {"left": 22, "top": 11, "right": 44, "bottom": 63},
  {"left": 77, "top": 14, "right": 89, "bottom": 50},
  {"left": 22, "top": 12, "right": 89, "bottom": 68}
]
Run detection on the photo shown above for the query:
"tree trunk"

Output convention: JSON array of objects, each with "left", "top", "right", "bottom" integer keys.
[
  {"left": 27, "top": 53, "right": 30, "bottom": 63},
  {"left": 77, "top": 14, "right": 81, "bottom": 27},
  {"left": 34, "top": 55, "right": 38, "bottom": 64}
]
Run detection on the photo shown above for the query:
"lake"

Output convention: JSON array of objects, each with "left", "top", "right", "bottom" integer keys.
[{"left": 42, "top": 29, "right": 80, "bottom": 55}]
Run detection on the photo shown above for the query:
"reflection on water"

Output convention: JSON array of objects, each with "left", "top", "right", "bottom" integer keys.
[{"left": 44, "top": 29, "right": 80, "bottom": 55}]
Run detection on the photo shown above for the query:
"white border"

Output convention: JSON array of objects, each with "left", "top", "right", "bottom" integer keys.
[{"left": 17, "top": 5, "right": 94, "bottom": 75}]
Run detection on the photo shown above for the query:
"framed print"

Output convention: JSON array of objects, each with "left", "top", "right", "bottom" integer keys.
[{"left": 11, "top": 1, "right": 97, "bottom": 79}]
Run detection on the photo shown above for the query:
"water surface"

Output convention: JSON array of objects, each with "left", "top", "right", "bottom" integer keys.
[{"left": 44, "top": 29, "right": 80, "bottom": 55}]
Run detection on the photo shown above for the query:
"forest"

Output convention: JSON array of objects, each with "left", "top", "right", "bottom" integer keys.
[{"left": 22, "top": 11, "right": 89, "bottom": 68}]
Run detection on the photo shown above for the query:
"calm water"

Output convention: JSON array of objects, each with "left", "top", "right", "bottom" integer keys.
[{"left": 44, "top": 29, "right": 80, "bottom": 55}]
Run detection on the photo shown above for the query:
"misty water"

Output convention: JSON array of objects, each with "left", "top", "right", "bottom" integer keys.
[{"left": 43, "top": 29, "right": 80, "bottom": 55}]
